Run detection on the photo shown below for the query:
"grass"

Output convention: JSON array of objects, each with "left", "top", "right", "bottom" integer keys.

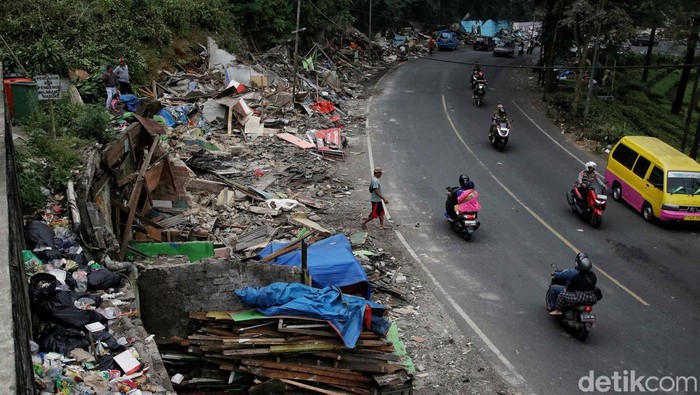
[{"left": 551, "top": 65, "right": 700, "bottom": 157}]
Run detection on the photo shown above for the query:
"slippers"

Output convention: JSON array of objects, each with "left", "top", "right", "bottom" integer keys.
[{"left": 549, "top": 310, "right": 563, "bottom": 316}]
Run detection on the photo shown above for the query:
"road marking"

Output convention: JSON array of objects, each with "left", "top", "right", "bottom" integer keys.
[
  {"left": 442, "top": 96, "right": 649, "bottom": 306},
  {"left": 364, "top": 96, "right": 528, "bottom": 389}
]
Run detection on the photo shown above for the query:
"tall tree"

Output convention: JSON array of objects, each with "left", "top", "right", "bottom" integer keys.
[{"left": 671, "top": 15, "right": 700, "bottom": 114}]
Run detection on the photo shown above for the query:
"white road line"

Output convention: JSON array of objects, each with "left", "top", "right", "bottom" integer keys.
[
  {"left": 443, "top": 96, "right": 648, "bottom": 306},
  {"left": 511, "top": 100, "right": 585, "bottom": 165},
  {"left": 364, "top": 96, "right": 528, "bottom": 389}
]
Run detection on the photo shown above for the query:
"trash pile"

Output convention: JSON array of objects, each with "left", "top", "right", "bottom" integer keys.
[
  {"left": 157, "top": 283, "right": 413, "bottom": 393},
  {"left": 25, "top": 32, "right": 427, "bottom": 393},
  {"left": 23, "top": 195, "right": 172, "bottom": 393}
]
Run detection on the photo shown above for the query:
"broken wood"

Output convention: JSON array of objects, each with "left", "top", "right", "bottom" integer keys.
[{"left": 118, "top": 138, "right": 159, "bottom": 260}]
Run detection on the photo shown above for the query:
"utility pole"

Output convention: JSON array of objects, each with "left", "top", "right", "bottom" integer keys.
[
  {"left": 292, "top": 0, "right": 302, "bottom": 105},
  {"left": 368, "top": 0, "right": 372, "bottom": 61},
  {"left": 583, "top": 0, "right": 605, "bottom": 124}
]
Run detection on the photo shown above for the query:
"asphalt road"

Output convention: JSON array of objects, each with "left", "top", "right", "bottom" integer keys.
[{"left": 367, "top": 49, "right": 700, "bottom": 394}]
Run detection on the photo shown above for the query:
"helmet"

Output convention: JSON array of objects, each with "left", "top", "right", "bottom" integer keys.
[
  {"left": 585, "top": 161, "right": 597, "bottom": 171},
  {"left": 477, "top": 71, "right": 484, "bottom": 79},
  {"left": 459, "top": 174, "right": 470, "bottom": 189},
  {"left": 475, "top": 61, "right": 480, "bottom": 67},
  {"left": 575, "top": 252, "right": 593, "bottom": 272},
  {"left": 497, "top": 104, "right": 506, "bottom": 115},
  {"left": 464, "top": 180, "right": 475, "bottom": 190}
]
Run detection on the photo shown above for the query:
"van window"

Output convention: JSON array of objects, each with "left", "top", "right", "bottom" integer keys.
[
  {"left": 633, "top": 156, "right": 651, "bottom": 178},
  {"left": 648, "top": 166, "right": 664, "bottom": 189},
  {"left": 612, "top": 143, "right": 637, "bottom": 169}
]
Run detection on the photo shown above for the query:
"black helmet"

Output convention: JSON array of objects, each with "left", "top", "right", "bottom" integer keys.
[
  {"left": 575, "top": 252, "right": 593, "bottom": 272},
  {"left": 459, "top": 174, "right": 470, "bottom": 189}
]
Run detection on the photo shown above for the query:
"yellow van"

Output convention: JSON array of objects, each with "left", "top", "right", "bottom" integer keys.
[{"left": 605, "top": 136, "right": 700, "bottom": 222}]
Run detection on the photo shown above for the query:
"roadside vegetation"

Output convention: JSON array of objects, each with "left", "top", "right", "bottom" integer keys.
[{"left": 547, "top": 51, "right": 699, "bottom": 153}]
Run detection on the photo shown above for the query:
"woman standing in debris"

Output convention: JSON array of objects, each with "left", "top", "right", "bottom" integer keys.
[{"left": 362, "top": 168, "right": 389, "bottom": 231}]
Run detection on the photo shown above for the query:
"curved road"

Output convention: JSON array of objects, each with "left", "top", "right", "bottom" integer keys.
[{"left": 367, "top": 49, "right": 700, "bottom": 394}]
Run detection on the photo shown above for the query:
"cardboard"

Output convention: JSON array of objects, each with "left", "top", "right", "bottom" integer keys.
[{"left": 114, "top": 349, "right": 141, "bottom": 375}]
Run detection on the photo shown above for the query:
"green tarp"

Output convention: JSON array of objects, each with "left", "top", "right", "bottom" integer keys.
[{"left": 129, "top": 241, "right": 215, "bottom": 262}]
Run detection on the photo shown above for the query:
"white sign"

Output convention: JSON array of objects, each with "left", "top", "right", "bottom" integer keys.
[{"left": 34, "top": 74, "right": 60, "bottom": 101}]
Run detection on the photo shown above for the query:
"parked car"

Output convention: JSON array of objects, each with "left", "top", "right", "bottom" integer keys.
[
  {"left": 631, "top": 33, "right": 657, "bottom": 46},
  {"left": 437, "top": 30, "right": 459, "bottom": 51},
  {"left": 493, "top": 40, "right": 514, "bottom": 57},
  {"left": 473, "top": 37, "right": 493, "bottom": 51}
]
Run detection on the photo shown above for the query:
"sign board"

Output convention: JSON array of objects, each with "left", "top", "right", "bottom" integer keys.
[{"left": 34, "top": 74, "right": 60, "bottom": 101}]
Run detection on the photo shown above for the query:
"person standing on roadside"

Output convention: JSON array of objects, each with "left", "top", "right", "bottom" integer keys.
[
  {"left": 113, "top": 57, "right": 133, "bottom": 94},
  {"left": 362, "top": 167, "right": 389, "bottom": 230},
  {"left": 101, "top": 64, "right": 118, "bottom": 110}
]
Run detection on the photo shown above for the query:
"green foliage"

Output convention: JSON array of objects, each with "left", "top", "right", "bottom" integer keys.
[{"left": 14, "top": 101, "right": 108, "bottom": 211}]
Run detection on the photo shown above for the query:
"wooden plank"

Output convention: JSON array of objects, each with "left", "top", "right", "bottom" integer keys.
[
  {"left": 242, "top": 366, "right": 373, "bottom": 389},
  {"left": 112, "top": 199, "right": 163, "bottom": 228},
  {"left": 269, "top": 343, "right": 343, "bottom": 354},
  {"left": 276, "top": 132, "right": 315, "bottom": 149},
  {"left": 279, "top": 379, "right": 347, "bottom": 395},
  {"left": 241, "top": 359, "right": 372, "bottom": 383},
  {"left": 102, "top": 122, "right": 142, "bottom": 168},
  {"left": 222, "top": 348, "right": 273, "bottom": 357},
  {"left": 259, "top": 232, "right": 315, "bottom": 263},
  {"left": 119, "top": 138, "right": 159, "bottom": 260}
]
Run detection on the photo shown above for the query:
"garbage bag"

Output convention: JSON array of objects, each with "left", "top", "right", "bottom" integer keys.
[
  {"left": 37, "top": 324, "right": 90, "bottom": 355},
  {"left": 65, "top": 252, "right": 89, "bottom": 268},
  {"left": 120, "top": 94, "right": 140, "bottom": 112},
  {"left": 87, "top": 269, "right": 122, "bottom": 291},
  {"left": 32, "top": 285, "right": 107, "bottom": 329},
  {"left": 26, "top": 221, "right": 55, "bottom": 249},
  {"left": 36, "top": 248, "right": 62, "bottom": 262},
  {"left": 157, "top": 108, "right": 176, "bottom": 127}
]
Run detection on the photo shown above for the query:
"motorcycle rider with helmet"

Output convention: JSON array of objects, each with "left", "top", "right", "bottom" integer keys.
[
  {"left": 445, "top": 174, "right": 479, "bottom": 220},
  {"left": 472, "top": 71, "right": 487, "bottom": 98},
  {"left": 548, "top": 252, "right": 599, "bottom": 315},
  {"left": 489, "top": 104, "right": 510, "bottom": 141},
  {"left": 576, "top": 161, "right": 606, "bottom": 202}
]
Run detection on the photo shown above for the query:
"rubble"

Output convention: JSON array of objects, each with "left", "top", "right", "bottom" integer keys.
[{"left": 22, "top": 30, "right": 515, "bottom": 394}]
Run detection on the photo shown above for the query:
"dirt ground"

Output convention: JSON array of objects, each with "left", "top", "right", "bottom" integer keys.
[{"left": 315, "top": 67, "right": 517, "bottom": 394}]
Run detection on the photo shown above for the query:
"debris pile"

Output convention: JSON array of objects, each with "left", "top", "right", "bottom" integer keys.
[{"left": 158, "top": 282, "right": 413, "bottom": 394}]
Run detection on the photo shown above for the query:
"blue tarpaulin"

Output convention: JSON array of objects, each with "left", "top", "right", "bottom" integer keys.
[
  {"left": 119, "top": 94, "right": 140, "bottom": 112},
  {"left": 235, "top": 282, "right": 387, "bottom": 349},
  {"left": 461, "top": 20, "right": 512, "bottom": 37},
  {"left": 257, "top": 234, "right": 370, "bottom": 299}
]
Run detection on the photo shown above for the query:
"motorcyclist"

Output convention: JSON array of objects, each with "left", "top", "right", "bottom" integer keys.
[
  {"left": 518, "top": 42, "right": 525, "bottom": 55},
  {"left": 489, "top": 104, "right": 510, "bottom": 141},
  {"left": 457, "top": 180, "right": 481, "bottom": 214},
  {"left": 472, "top": 71, "right": 487, "bottom": 98},
  {"left": 445, "top": 174, "right": 471, "bottom": 220},
  {"left": 472, "top": 61, "right": 481, "bottom": 74},
  {"left": 577, "top": 161, "right": 606, "bottom": 200},
  {"left": 548, "top": 252, "right": 599, "bottom": 315}
]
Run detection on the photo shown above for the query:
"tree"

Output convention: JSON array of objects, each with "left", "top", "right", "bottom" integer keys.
[{"left": 671, "top": 15, "right": 700, "bottom": 114}]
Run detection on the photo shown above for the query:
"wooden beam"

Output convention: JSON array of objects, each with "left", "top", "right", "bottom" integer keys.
[
  {"left": 279, "top": 379, "right": 346, "bottom": 395},
  {"left": 119, "top": 138, "right": 159, "bottom": 260},
  {"left": 260, "top": 232, "right": 315, "bottom": 263}
]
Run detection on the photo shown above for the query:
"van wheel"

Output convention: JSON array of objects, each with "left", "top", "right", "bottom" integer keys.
[
  {"left": 642, "top": 202, "right": 654, "bottom": 222},
  {"left": 612, "top": 183, "right": 622, "bottom": 202}
]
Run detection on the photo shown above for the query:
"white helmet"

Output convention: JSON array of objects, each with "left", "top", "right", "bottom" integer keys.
[{"left": 585, "top": 161, "right": 597, "bottom": 171}]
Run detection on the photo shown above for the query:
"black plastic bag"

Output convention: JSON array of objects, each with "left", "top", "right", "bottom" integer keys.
[
  {"left": 33, "top": 290, "right": 107, "bottom": 329},
  {"left": 36, "top": 248, "right": 63, "bottom": 262},
  {"left": 30, "top": 273, "right": 59, "bottom": 301},
  {"left": 26, "top": 221, "right": 55, "bottom": 249},
  {"left": 37, "top": 324, "right": 90, "bottom": 355},
  {"left": 87, "top": 269, "right": 122, "bottom": 291}
]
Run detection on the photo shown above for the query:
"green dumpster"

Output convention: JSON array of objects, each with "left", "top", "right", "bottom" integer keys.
[{"left": 9, "top": 82, "right": 39, "bottom": 123}]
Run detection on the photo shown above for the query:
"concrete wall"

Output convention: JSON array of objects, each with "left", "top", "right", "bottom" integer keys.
[
  {"left": 138, "top": 257, "right": 301, "bottom": 337},
  {"left": 0, "top": 62, "right": 36, "bottom": 393}
]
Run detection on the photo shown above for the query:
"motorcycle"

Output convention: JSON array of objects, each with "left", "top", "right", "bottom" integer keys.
[
  {"left": 489, "top": 120, "right": 510, "bottom": 152},
  {"left": 445, "top": 187, "right": 480, "bottom": 241},
  {"left": 473, "top": 82, "right": 486, "bottom": 107},
  {"left": 546, "top": 264, "right": 600, "bottom": 342},
  {"left": 566, "top": 181, "right": 607, "bottom": 228}
]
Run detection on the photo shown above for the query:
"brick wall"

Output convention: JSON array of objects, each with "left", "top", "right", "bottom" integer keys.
[{"left": 138, "top": 257, "right": 301, "bottom": 337}]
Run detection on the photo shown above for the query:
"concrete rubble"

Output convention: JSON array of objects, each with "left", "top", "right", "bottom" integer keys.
[{"left": 19, "top": 33, "right": 451, "bottom": 394}]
